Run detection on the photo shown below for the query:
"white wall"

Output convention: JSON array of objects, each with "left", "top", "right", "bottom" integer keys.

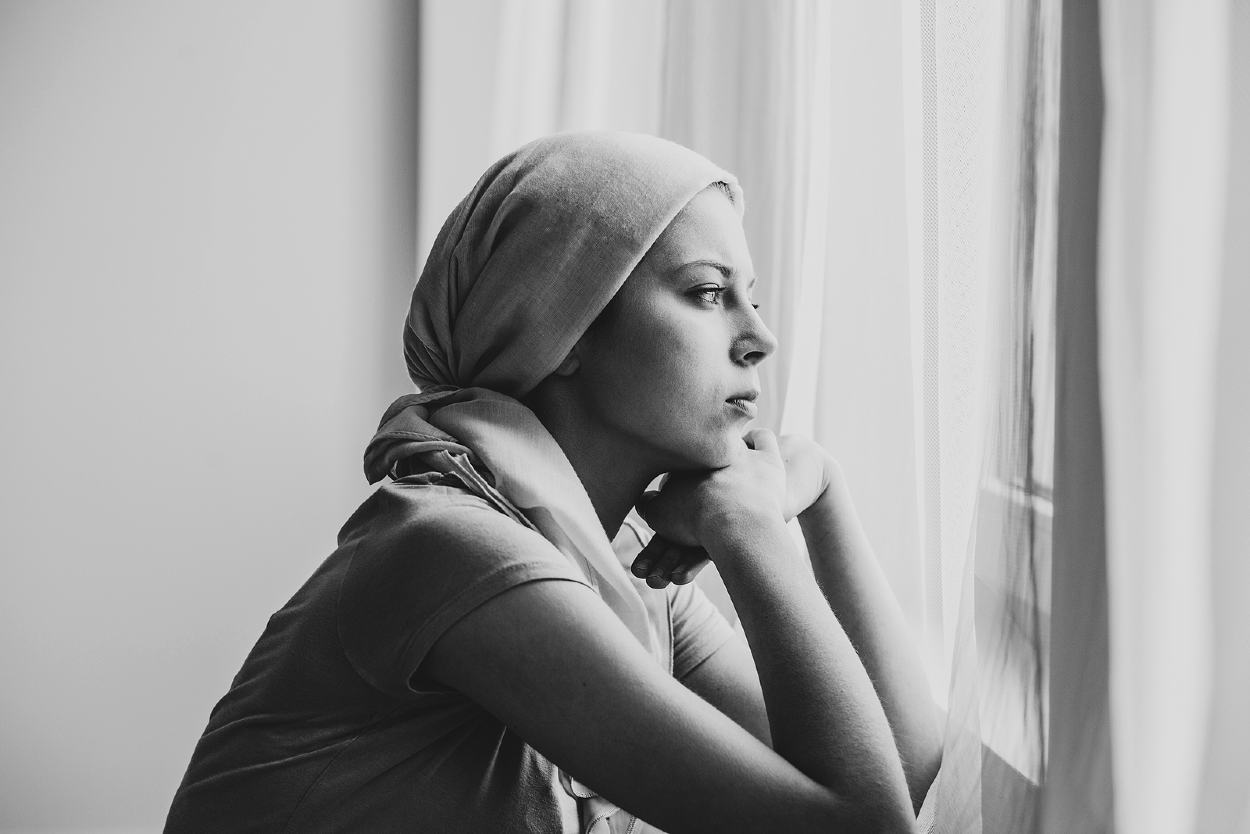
[
  {"left": 416, "top": 0, "right": 501, "bottom": 257},
  {"left": 0, "top": 2, "right": 418, "bottom": 829}
]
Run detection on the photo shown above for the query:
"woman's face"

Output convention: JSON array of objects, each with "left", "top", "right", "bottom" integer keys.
[{"left": 571, "top": 187, "right": 777, "bottom": 472}]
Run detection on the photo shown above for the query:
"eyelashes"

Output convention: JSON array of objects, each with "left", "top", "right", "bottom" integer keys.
[
  {"left": 693, "top": 286, "right": 728, "bottom": 305},
  {"left": 690, "top": 285, "right": 761, "bottom": 310}
]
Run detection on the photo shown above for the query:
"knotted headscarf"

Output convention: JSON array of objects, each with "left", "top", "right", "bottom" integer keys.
[
  {"left": 401, "top": 131, "right": 743, "bottom": 396},
  {"left": 364, "top": 132, "right": 742, "bottom": 834}
]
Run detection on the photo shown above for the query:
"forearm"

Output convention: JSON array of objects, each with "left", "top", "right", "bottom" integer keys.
[
  {"left": 797, "top": 474, "right": 942, "bottom": 811},
  {"left": 710, "top": 514, "right": 915, "bottom": 830}
]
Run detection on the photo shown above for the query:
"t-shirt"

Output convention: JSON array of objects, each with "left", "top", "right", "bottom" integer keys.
[{"left": 164, "top": 472, "right": 735, "bottom": 833}]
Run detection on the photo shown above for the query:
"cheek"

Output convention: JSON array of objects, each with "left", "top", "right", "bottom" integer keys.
[
  {"left": 626, "top": 326, "right": 706, "bottom": 404},
  {"left": 586, "top": 294, "right": 724, "bottom": 423}
]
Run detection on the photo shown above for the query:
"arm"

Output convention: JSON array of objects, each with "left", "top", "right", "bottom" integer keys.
[
  {"left": 626, "top": 429, "right": 916, "bottom": 830},
  {"left": 707, "top": 507, "right": 915, "bottom": 825},
  {"left": 639, "top": 437, "right": 941, "bottom": 813},
  {"left": 423, "top": 446, "right": 915, "bottom": 833},
  {"left": 796, "top": 460, "right": 942, "bottom": 812}
]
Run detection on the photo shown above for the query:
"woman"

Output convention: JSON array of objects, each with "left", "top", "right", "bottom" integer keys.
[{"left": 166, "top": 132, "right": 940, "bottom": 833}]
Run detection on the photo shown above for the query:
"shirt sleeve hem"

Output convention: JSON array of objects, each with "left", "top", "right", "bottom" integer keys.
[
  {"left": 672, "top": 620, "right": 737, "bottom": 682},
  {"left": 399, "top": 564, "right": 591, "bottom": 695}
]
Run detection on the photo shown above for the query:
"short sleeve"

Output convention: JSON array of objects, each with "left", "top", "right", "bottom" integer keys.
[
  {"left": 614, "top": 513, "right": 736, "bottom": 682},
  {"left": 668, "top": 579, "right": 736, "bottom": 681},
  {"left": 337, "top": 483, "right": 590, "bottom": 699}
]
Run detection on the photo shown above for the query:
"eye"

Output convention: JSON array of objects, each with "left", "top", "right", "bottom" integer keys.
[{"left": 691, "top": 285, "right": 728, "bottom": 306}]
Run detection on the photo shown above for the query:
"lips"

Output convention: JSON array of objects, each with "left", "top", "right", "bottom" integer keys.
[{"left": 725, "top": 391, "right": 760, "bottom": 419}]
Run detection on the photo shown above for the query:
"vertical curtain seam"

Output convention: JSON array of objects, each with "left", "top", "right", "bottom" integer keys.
[{"left": 919, "top": 0, "right": 946, "bottom": 683}]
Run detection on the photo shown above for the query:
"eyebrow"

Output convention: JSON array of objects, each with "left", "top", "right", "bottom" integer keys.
[{"left": 669, "top": 259, "right": 758, "bottom": 289}]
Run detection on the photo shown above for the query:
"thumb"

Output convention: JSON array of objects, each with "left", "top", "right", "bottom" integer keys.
[
  {"left": 744, "top": 427, "right": 780, "bottom": 456},
  {"left": 635, "top": 490, "right": 662, "bottom": 524}
]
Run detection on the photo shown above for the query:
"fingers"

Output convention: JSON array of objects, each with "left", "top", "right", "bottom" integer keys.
[
  {"left": 668, "top": 555, "right": 710, "bottom": 585},
  {"left": 630, "top": 536, "right": 665, "bottom": 581},
  {"left": 744, "top": 427, "right": 779, "bottom": 456},
  {"left": 634, "top": 490, "right": 662, "bottom": 528},
  {"left": 631, "top": 536, "right": 709, "bottom": 590},
  {"left": 646, "top": 540, "right": 687, "bottom": 589},
  {"left": 634, "top": 488, "right": 701, "bottom": 546}
]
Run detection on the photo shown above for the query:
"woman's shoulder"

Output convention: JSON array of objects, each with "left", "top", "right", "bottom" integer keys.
[
  {"left": 348, "top": 474, "right": 563, "bottom": 564},
  {"left": 365, "top": 475, "right": 547, "bottom": 547},
  {"left": 337, "top": 475, "right": 590, "bottom": 697}
]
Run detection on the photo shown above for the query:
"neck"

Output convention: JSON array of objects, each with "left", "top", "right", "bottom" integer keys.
[
  {"left": 558, "top": 429, "right": 661, "bottom": 541},
  {"left": 523, "top": 389, "right": 664, "bottom": 540}
]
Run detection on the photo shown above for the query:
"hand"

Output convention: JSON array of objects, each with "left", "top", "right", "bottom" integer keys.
[
  {"left": 628, "top": 430, "right": 787, "bottom": 588},
  {"left": 635, "top": 428, "right": 788, "bottom": 549},
  {"left": 629, "top": 433, "right": 838, "bottom": 588},
  {"left": 778, "top": 435, "right": 836, "bottom": 520},
  {"left": 629, "top": 536, "right": 711, "bottom": 590}
]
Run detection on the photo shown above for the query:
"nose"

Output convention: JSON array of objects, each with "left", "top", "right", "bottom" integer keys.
[{"left": 732, "top": 306, "right": 778, "bottom": 366}]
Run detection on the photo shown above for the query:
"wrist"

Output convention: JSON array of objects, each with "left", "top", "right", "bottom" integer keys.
[
  {"left": 796, "top": 454, "right": 841, "bottom": 520},
  {"left": 698, "top": 504, "right": 787, "bottom": 550},
  {"left": 796, "top": 465, "right": 873, "bottom": 570}
]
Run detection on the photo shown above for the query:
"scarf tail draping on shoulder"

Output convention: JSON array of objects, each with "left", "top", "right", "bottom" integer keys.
[{"left": 364, "top": 388, "right": 661, "bottom": 652}]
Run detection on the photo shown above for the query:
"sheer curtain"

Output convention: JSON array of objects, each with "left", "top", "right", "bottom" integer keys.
[
  {"left": 483, "top": 0, "right": 665, "bottom": 155},
  {"left": 1099, "top": 0, "right": 1250, "bottom": 831},
  {"left": 909, "top": 0, "right": 1060, "bottom": 830}
]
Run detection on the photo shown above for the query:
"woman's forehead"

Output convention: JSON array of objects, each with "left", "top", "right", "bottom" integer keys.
[{"left": 645, "top": 188, "right": 751, "bottom": 273}]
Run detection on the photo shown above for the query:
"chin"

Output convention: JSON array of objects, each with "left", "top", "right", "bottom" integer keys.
[{"left": 663, "top": 433, "right": 743, "bottom": 472}]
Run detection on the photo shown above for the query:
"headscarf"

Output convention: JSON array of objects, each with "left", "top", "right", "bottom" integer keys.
[
  {"left": 401, "top": 131, "right": 743, "bottom": 396},
  {"left": 363, "top": 132, "right": 742, "bottom": 833}
]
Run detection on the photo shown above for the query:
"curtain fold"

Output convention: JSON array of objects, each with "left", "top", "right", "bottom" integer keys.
[
  {"left": 1197, "top": 7, "right": 1250, "bottom": 822},
  {"left": 1041, "top": 0, "right": 1114, "bottom": 830},
  {"left": 1197, "top": 7, "right": 1250, "bottom": 831},
  {"left": 485, "top": 0, "right": 665, "bottom": 160},
  {"left": 1098, "top": 0, "right": 1247, "bottom": 831}
]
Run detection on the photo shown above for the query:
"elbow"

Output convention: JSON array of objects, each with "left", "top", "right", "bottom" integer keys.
[
  {"left": 839, "top": 803, "right": 919, "bottom": 834},
  {"left": 908, "top": 733, "right": 943, "bottom": 814},
  {"left": 810, "top": 786, "right": 918, "bottom": 834},
  {"left": 858, "top": 765, "right": 925, "bottom": 833},
  {"left": 915, "top": 757, "right": 941, "bottom": 816},
  {"left": 870, "top": 793, "right": 923, "bottom": 834}
]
